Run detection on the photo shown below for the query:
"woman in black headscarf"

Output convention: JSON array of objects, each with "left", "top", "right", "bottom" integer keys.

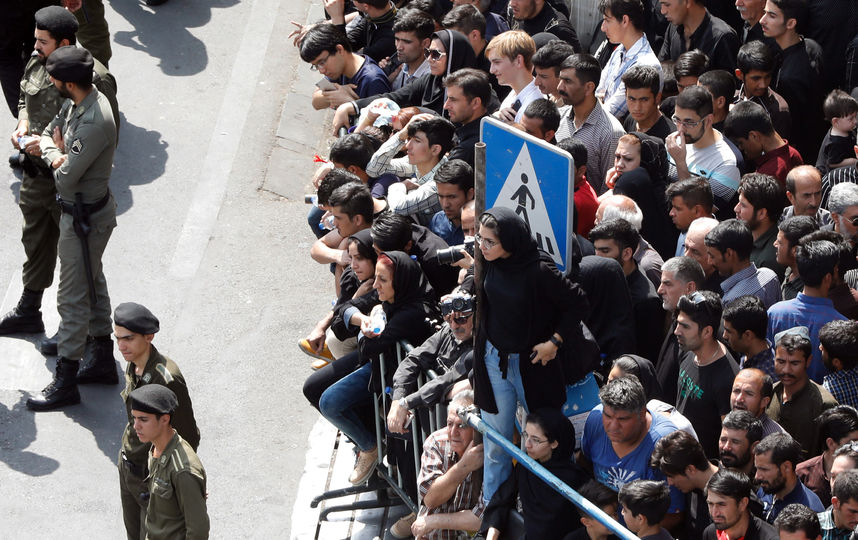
[
  {"left": 313, "top": 251, "right": 438, "bottom": 485},
  {"left": 578, "top": 255, "right": 636, "bottom": 367},
  {"left": 482, "top": 408, "right": 589, "bottom": 539},
  {"left": 332, "top": 29, "right": 478, "bottom": 130},
  {"left": 473, "top": 207, "right": 589, "bottom": 506}
]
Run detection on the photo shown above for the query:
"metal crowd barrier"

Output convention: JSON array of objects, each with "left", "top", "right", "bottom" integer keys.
[{"left": 457, "top": 409, "right": 639, "bottom": 540}]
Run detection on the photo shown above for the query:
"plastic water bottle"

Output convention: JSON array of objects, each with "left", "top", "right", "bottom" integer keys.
[
  {"left": 370, "top": 305, "right": 387, "bottom": 334},
  {"left": 17, "top": 135, "right": 37, "bottom": 148}
]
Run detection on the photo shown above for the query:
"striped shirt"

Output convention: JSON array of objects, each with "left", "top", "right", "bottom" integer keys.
[
  {"left": 741, "top": 342, "right": 777, "bottom": 380},
  {"left": 596, "top": 34, "right": 662, "bottom": 119},
  {"left": 667, "top": 133, "right": 741, "bottom": 217},
  {"left": 823, "top": 366, "right": 858, "bottom": 410},
  {"left": 417, "top": 427, "right": 485, "bottom": 540},
  {"left": 821, "top": 165, "right": 858, "bottom": 210},
  {"left": 721, "top": 263, "right": 782, "bottom": 309},
  {"left": 555, "top": 101, "right": 626, "bottom": 194}
]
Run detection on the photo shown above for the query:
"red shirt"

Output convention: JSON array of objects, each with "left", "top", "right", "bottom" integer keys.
[
  {"left": 574, "top": 178, "right": 598, "bottom": 236},
  {"left": 755, "top": 142, "right": 803, "bottom": 186}
]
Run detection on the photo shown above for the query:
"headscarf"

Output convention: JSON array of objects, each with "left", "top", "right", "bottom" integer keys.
[
  {"left": 349, "top": 229, "right": 378, "bottom": 266},
  {"left": 634, "top": 131, "right": 668, "bottom": 184},
  {"left": 616, "top": 354, "right": 662, "bottom": 401},
  {"left": 529, "top": 408, "right": 575, "bottom": 462},
  {"left": 480, "top": 206, "right": 540, "bottom": 271},
  {"left": 379, "top": 250, "right": 436, "bottom": 317},
  {"left": 421, "top": 29, "right": 477, "bottom": 114},
  {"left": 578, "top": 255, "right": 636, "bottom": 364}
]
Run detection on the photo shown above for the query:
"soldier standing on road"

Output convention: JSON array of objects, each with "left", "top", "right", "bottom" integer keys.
[
  {"left": 26, "top": 45, "right": 118, "bottom": 411},
  {"left": 130, "top": 384, "right": 209, "bottom": 540},
  {"left": 4, "top": 7, "right": 118, "bottom": 369},
  {"left": 114, "top": 302, "right": 200, "bottom": 540}
]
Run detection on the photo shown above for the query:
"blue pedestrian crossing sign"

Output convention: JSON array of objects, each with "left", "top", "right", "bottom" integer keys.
[{"left": 480, "top": 117, "right": 575, "bottom": 273}]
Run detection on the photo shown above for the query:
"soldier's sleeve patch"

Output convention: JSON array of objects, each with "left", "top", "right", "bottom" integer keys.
[
  {"left": 156, "top": 363, "right": 175, "bottom": 384},
  {"left": 70, "top": 138, "right": 83, "bottom": 155}
]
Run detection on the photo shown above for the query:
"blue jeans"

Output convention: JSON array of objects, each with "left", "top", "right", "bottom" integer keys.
[
  {"left": 318, "top": 363, "right": 376, "bottom": 451},
  {"left": 307, "top": 205, "right": 326, "bottom": 239},
  {"left": 481, "top": 340, "right": 528, "bottom": 505}
]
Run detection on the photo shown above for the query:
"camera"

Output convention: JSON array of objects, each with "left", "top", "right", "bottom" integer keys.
[
  {"left": 436, "top": 237, "right": 475, "bottom": 265},
  {"left": 440, "top": 291, "right": 474, "bottom": 316}
]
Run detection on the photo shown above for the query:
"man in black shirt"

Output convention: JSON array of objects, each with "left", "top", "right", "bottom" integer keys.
[
  {"left": 702, "top": 469, "right": 779, "bottom": 540},
  {"left": 735, "top": 0, "right": 769, "bottom": 44},
  {"left": 657, "top": 0, "right": 740, "bottom": 73},
  {"left": 323, "top": 0, "right": 396, "bottom": 64},
  {"left": 506, "top": 0, "right": 581, "bottom": 52},
  {"left": 443, "top": 68, "right": 491, "bottom": 167},
  {"left": 621, "top": 65, "right": 676, "bottom": 141},
  {"left": 733, "top": 41, "right": 791, "bottom": 140}
]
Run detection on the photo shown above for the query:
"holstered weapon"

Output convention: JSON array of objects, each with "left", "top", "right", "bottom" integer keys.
[{"left": 72, "top": 192, "right": 98, "bottom": 305}]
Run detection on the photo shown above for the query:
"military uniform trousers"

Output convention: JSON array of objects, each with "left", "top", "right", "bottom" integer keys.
[
  {"left": 119, "top": 451, "right": 148, "bottom": 540},
  {"left": 19, "top": 166, "right": 60, "bottom": 292},
  {"left": 74, "top": 0, "right": 111, "bottom": 68},
  {"left": 56, "top": 194, "right": 116, "bottom": 359}
]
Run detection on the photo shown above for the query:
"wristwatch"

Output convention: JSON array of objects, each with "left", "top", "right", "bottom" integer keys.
[
  {"left": 398, "top": 397, "right": 408, "bottom": 409},
  {"left": 549, "top": 335, "right": 562, "bottom": 348}
]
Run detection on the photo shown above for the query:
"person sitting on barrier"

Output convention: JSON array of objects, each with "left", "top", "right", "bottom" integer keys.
[
  {"left": 618, "top": 480, "right": 675, "bottom": 540},
  {"left": 300, "top": 229, "right": 379, "bottom": 370},
  {"left": 304, "top": 251, "right": 438, "bottom": 486},
  {"left": 483, "top": 408, "right": 590, "bottom": 539},
  {"left": 580, "top": 376, "right": 686, "bottom": 531},
  {"left": 405, "top": 390, "right": 484, "bottom": 540},
  {"left": 366, "top": 113, "right": 456, "bottom": 226},
  {"left": 329, "top": 132, "right": 402, "bottom": 199},
  {"left": 702, "top": 469, "right": 779, "bottom": 540},
  {"left": 563, "top": 479, "right": 622, "bottom": 540},
  {"left": 473, "top": 207, "right": 590, "bottom": 506},
  {"left": 387, "top": 289, "right": 475, "bottom": 436}
]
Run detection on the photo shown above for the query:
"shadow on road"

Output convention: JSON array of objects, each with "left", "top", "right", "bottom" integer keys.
[
  {"left": 0, "top": 393, "right": 60, "bottom": 476},
  {"left": 112, "top": 113, "right": 168, "bottom": 215},
  {"left": 110, "top": 0, "right": 240, "bottom": 77}
]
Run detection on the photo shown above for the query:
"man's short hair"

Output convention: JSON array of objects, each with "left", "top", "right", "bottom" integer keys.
[
  {"left": 318, "top": 169, "right": 361, "bottom": 206},
  {"left": 330, "top": 133, "right": 375, "bottom": 171},
  {"left": 776, "top": 331, "right": 813, "bottom": 362},
  {"left": 407, "top": 117, "right": 457, "bottom": 156},
  {"left": 833, "top": 469, "right": 858, "bottom": 506},
  {"left": 819, "top": 320, "right": 858, "bottom": 371},
  {"left": 448, "top": 389, "right": 475, "bottom": 413},
  {"left": 769, "top": 0, "right": 808, "bottom": 26},
  {"left": 818, "top": 406, "right": 858, "bottom": 447},
  {"left": 485, "top": 30, "right": 536, "bottom": 68},
  {"left": 589, "top": 218, "right": 641, "bottom": 254},
  {"left": 698, "top": 70, "right": 735, "bottom": 103},
  {"left": 823, "top": 89, "right": 858, "bottom": 123},
  {"left": 599, "top": 375, "right": 647, "bottom": 413},
  {"left": 754, "top": 433, "right": 802, "bottom": 469},
  {"left": 828, "top": 182, "right": 858, "bottom": 216},
  {"left": 556, "top": 139, "right": 588, "bottom": 170},
  {"left": 434, "top": 159, "right": 474, "bottom": 193},
  {"left": 705, "top": 219, "right": 754, "bottom": 261},
  {"left": 560, "top": 53, "right": 601, "bottom": 87},
  {"left": 444, "top": 68, "right": 492, "bottom": 107},
  {"left": 618, "top": 480, "right": 671, "bottom": 525},
  {"left": 371, "top": 212, "right": 412, "bottom": 251},
  {"left": 724, "top": 100, "right": 776, "bottom": 139},
  {"left": 833, "top": 442, "right": 858, "bottom": 464},
  {"left": 441, "top": 4, "right": 486, "bottom": 39},
  {"left": 597, "top": 0, "right": 645, "bottom": 31},
  {"left": 394, "top": 9, "right": 436, "bottom": 41},
  {"left": 795, "top": 239, "right": 839, "bottom": 287},
  {"left": 674, "top": 49, "right": 709, "bottom": 80},
  {"left": 774, "top": 503, "right": 822, "bottom": 537},
  {"left": 722, "top": 410, "right": 764, "bottom": 445},
  {"left": 601, "top": 198, "right": 644, "bottom": 231},
  {"left": 576, "top": 480, "right": 619, "bottom": 518},
  {"left": 800, "top": 229, "right": 857, "bottom": 280},
  {"left": 650, "top": 430, "right": 710, "bottom": 476},
  {"left": 523, "top": 98, "right": 560, "bottom": 133},
  {"left": 531, "top": 39, "right": 577, "bottom": 73},
  {"left": 666, "top": 176, "right": 714, "bottom": 214},
  {"left": 737, "top": 40, "right": 777, "bottom": 75},
  {"left": 737, "top": 173, "right": 787, "bottom": 222},
  {"left": 299, "top": 23, "right": 351, "bottom": 63},
  {"left": 329, "top": 182, "right": 374, "bottom": 223},
  {"left": 785, "top": 165, "right": 820, "bottom": 195},
  {"left": 676, "top": 85, "right": 714, "bottom": 118},
  {"left": 661, "top": 256, "right": 706, "bottom": 288},
  {"left": 621, "top": 64, "right": 661, "bottom": 96},
  {"left": 705, "top": 469, "right": 753, "bottom": 504},
  {"left": 677, "top": 290, "right": 723, "bottom": 335},
  {"left": 723, "top": 295, "right": 768, "bottom": 341},
  {"left": 778, "top": 216, "right": 819, "bottom": 250}
]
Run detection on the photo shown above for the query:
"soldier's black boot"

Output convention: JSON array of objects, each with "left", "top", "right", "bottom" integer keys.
[
  {"left": 39, "top": 332, "right": 59, "bottom": 356},
  {"left": 77, "top": 335, "right": 119, "bottom": 385},
  {"left": 0, "top": 288, "right": 45, "bottom": 335},
  {"left": 26, "top": 357, "right": 81, "bottom": 411}
]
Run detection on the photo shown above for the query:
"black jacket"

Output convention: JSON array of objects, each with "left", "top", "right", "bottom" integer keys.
[{"left": 658, "top": 11, "right": 740, "bottom": 73}]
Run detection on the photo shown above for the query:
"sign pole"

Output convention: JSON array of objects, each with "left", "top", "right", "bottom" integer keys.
[{"left": 473, "top": 141, "right": 486, "bottom": 341}]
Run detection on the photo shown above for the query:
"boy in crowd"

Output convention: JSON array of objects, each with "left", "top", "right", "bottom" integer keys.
[
  {"left": 816, "top": 90, "right": 858, "bottom": 175},
  {"left": 621, "top": 65, "right": 676, "bottom": 141},
  {"left": 618, "top": 480, "right": 674, "bottom": 540}
]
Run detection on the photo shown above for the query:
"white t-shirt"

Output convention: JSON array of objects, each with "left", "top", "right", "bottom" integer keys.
[{"left": 499, "top": 78, "right": 544, "bottom": 123}]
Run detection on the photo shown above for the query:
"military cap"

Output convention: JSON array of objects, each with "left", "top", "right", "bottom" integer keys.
[
  {"left": 46, "top": 46, "right": 93, "bottom": 84},
  {"left": 114, "top": 302, "right": 160, "bottom": 335},
  {"left": 35, "top": 6, "right": 79, "bottom": 41},
  {"left": 130, "top": 384, "right": 178, "bottom": 415}
]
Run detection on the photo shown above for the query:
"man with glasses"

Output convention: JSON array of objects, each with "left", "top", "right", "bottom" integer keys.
[
  {"left": 666, "top": 85, "right": 741, "bottom": 221},
  {"left": 674, "top": 290, "right": 739, "bottom": 458},
  {"left": 299, "top": 23, "right": 391, "bottom": 111}
]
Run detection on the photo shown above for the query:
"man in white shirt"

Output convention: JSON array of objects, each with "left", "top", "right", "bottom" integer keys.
[{"left": 486, "top": 30, "right": 542, "bottom": 124}]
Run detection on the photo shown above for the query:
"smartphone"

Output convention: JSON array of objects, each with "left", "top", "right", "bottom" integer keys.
[{"left": 316, "top": 77, "right": 338, "bottom": 92}]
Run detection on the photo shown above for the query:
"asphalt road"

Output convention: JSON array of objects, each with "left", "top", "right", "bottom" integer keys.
[{"left": 0, "top": 0, "right": 332, "bottom": 537}]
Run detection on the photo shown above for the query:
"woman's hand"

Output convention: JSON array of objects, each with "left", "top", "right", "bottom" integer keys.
[
  {"left": 604, "top": 165, "right": 620, "bottom": 190},
  {"left": 530, "top": 340, "right": 558, "bottom": 365},
  {"left": 360, "top": 316, "right": 381, "bottom": 338},
  {"left": 353, "top": 279, "right": 374, "bottom": 299}
]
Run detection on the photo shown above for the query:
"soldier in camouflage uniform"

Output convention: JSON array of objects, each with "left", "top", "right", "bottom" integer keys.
[{"left": 113, "top": 302, "right": 200, "bottom": 540}]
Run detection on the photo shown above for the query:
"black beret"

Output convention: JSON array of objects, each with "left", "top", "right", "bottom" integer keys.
[
  {"left": 114, "top": 302, "right": 160, "bottom": 335},
  {"left": 35, "top": 6, "right": 79, "bottom": 40},
  {"left": 45, "top": 46, "right": 93, "bottom": 84},
  {"left": 130, "top": 384, "right": 178, "bottom": 415}
]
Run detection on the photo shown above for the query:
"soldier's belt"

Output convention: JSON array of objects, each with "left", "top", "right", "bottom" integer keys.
[{"left": 57, "top": 191, "right": 110, "bottom": 215}]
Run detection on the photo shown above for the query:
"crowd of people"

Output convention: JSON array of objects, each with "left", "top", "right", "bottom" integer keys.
[{"left": 294, "top": 0, "right": 858, "bottom": 538}]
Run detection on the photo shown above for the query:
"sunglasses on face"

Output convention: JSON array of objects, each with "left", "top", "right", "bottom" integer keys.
[{"left": 424, "top": 48, "right": 447, "bottom": 61}]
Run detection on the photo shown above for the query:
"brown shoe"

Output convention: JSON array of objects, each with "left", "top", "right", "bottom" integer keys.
[
  {"left": 298, "top": 339, "right": 334, "bottom": 364},
  {"left": 389, "top": 512, "right": 416, "bottom": 539},
  {"left": 348, "top": 447, "right": 378, "bottom": 485}
]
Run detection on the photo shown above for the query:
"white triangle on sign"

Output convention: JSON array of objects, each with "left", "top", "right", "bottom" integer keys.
[{"left": 494, "top": 143, "right": 563, "bottom": 267}]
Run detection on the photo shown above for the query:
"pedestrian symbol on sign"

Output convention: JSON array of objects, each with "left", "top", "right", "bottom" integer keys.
[{"left": 510, "top": 173, "right": 535, "bottom": 227}]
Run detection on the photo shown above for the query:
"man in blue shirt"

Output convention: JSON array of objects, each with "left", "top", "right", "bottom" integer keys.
[
  {"left": 429, "top": 159, "right": 473, "bottom": 246},
  {"left": 754, "top": 433, "right": 824, "bottom": 524}
]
